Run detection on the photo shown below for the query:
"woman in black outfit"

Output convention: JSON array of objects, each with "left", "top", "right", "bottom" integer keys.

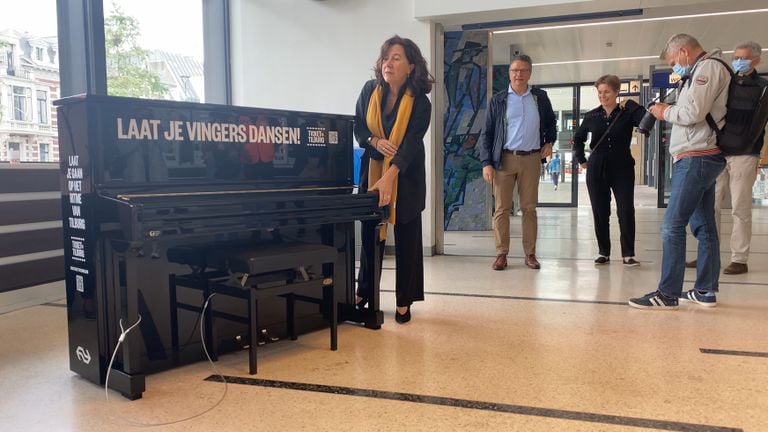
[
  {"left": 354, "top": 35, "right": 433, "bottom": 324},
  {"left": 573, "top": 74, "right": 647, "bottom": 267}
]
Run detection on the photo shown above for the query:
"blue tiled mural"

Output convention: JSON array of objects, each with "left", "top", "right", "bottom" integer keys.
[{"left": 443, "top": 31, "right": 489, "bottom": 230}]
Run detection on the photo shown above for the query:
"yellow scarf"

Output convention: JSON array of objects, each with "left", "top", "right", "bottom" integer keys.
[{"left": 366, "top": 85, "right": 414, "bottom": 240}]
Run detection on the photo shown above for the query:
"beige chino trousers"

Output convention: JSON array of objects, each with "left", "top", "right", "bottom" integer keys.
[
  {"left": 493, "top": 151, "right": 541, "bottom": 256},
  {"left": 714, "top": 154, "right": 759, "bottom": 264}
]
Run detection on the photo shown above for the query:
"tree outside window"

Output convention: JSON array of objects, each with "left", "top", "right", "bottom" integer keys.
[{"left": 104, "top": 3, "right": 167, "bottom": 98}]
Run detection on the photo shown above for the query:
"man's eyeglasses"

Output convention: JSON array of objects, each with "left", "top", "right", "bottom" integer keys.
[{"left": 509, "top": 69, "right": 531, "bottom": 74}]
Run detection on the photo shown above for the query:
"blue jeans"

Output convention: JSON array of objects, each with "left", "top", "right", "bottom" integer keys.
[{"left": 658, "top": 154, "right": 726, "bottom": 297}]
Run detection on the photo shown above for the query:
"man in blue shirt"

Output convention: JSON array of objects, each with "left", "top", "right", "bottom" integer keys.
[{"left": 480, "top": 54, "right": 557, "bottom": 270}]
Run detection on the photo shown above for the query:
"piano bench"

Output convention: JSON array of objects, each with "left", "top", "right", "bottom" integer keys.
[{"left": 168, "top": 242, "right": 339, "bottom": 374}]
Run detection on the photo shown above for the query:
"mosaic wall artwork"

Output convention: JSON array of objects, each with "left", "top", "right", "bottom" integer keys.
[{"left": 443, "top": 31, "right": 490, "bottom": 230}]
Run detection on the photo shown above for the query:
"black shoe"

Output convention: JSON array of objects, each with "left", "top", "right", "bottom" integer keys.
[
  {"left": 628, "top": 290, "right": 679, "bottom": 310},
  {"left": 395, "top": 307, "right": 411, "bottom": 324},
  {"left": 594, "top": 256, "right": 610, "bottom": 265},
  {"left": 623, "top": 257, "right": 640, "bottom": 267}
]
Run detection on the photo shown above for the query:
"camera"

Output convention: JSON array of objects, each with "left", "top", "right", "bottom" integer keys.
[{"left": 636, "top": 102, "right": 657, "bottom": 137}]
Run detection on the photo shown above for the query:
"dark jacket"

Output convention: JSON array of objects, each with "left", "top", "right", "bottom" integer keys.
[
  {"left": 480, "top": 87, "right": 557, "bottom": 169},
  {"left": 572, "top": 99, "right": 647, "bottom": 165},
  {"left": 746, "top": 70, "right": 768, "bottom": 155},
  {"left": 354, "top": 79, "right": 431, "bottom": 224}
]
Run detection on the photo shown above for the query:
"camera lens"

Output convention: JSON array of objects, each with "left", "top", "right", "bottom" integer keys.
[{"left": 636, "top": 111, "right": 656, "bottom": 136}]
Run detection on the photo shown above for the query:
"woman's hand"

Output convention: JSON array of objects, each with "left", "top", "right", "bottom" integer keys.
[
  {"left": 374, "top": 138, "right": 397, "bottom": 157},
  {"left": 580, "top": 163, "right": 587, "bottom": 170},
  {"left": 369, "top": 166, "right": 399, "bottom": 207},
  {"left": 369, "top": 176, "right": 394, "bottom": 207}
]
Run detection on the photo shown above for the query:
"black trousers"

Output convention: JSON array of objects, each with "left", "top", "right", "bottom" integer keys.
[
  {"left": 357, "top": 215, "right": 424, "bottom": 307},
  {"left": 586, "top": 155, "right": 636, "bottom": 257}
]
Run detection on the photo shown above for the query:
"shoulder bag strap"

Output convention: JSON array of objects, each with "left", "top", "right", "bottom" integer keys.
[{"left": 591, "top": 108, "right": 623, "bottom": 153}]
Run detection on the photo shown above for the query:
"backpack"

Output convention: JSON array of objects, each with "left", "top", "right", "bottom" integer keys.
[{"left": 700, "top": 57, "right": 768, "bottom": 155}]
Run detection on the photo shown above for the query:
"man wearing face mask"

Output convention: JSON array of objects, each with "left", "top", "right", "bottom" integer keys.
[
  {"left": 629, "top": 34, "right": 729, "bottom": 309},
  {"left": 686, "top": 41, "right": 767, "bottom": 275}
]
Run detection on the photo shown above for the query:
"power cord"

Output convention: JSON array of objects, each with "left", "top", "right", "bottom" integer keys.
[{"left": 104, "top": 293, "right": 228, "bottom": 427}]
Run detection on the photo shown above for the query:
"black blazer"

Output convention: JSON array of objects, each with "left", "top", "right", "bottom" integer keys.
[{"left": 354, "top": 79, "right": 432, "bottom": 224}]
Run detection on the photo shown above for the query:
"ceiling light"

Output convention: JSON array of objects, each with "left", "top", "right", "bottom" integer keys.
[
  {"left": 493, "top": 8, "right": 768, "bottom": 34},
  {"left": 532, "top": 49, "right": 768, "bottom": 67}
]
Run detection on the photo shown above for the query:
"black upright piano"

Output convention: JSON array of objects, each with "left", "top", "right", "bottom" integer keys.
[{"left": 56, "top": 95, "right": 383, "bottom": 399}]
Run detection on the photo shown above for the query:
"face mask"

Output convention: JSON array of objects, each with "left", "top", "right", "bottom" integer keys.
[
  {"left": 672, "top": 63, "right": 691, "bottom": 77},
  {"left": 673, "top": 52, "right": 692, "bottom": 76},
  {"left": 672, "top": 53, "right": 691, "bottom": 76},
  {"left": 732, "top": 58, "right": 752, "bottom": 74}
]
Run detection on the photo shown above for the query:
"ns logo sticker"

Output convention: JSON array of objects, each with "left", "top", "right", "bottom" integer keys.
[{"left": 75, "top": 346, "right": 92, "bottom": 364}]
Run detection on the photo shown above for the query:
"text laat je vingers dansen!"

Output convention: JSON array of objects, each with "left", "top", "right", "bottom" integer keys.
[{"left": 115, "top": 118, "right": 302, "bottom": 144}]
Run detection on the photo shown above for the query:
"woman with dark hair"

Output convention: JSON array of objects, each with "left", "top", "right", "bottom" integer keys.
[
  {"left": 354, "top": 35, "right": 433, "bottom": 324},
  {"left": 573, "top": 74, "right": 647, "bottom": 267}
]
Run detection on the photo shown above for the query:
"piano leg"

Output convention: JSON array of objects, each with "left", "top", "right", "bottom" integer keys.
[
  {"left": 248, "top": 293, "right": 258, "bottom": 375},
  {"left": 169, "top": 274, "right": 179, "bottom": 363},
  {"left": 108, "top": 243, "right": 146, "bottom": 399},
  {"left": 338, "top": 220, "right": 384, "bottom": 329},
  {"left": 367, "top": 224, "right": 384, "bottom": 329}
]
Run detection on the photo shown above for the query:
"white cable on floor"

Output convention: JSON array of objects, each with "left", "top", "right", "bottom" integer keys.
[{"left": 104, "top": 293, "right": 228, "bottom": 427}]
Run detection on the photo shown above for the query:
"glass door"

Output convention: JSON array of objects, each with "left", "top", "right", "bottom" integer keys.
[{"left": 537, "top": 85, "right": 577, "bottom": 206}]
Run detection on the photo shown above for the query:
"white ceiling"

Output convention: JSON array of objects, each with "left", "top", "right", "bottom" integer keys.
[{"left": 438, "top": 0, "right": 768, "bottom": 85}]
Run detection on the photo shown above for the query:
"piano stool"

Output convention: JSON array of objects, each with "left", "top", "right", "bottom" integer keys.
[{"left": 168, "top": 242, "right": 339, "bottom": 374}]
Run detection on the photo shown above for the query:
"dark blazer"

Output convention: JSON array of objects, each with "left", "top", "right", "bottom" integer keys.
[
  {"left": 354, "top": 79, "right": 432, "bottom": 224},
  {"left": 479, "top": 87, "right": 557, "bottom": 169}
]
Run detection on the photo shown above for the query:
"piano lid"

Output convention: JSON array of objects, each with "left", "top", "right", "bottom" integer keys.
[{"left": 55, "top": 94, "right": 355, "bottom": 192}]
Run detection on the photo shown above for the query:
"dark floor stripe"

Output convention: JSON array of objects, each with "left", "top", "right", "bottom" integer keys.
[
  {"left": 381, "top": 289, "right": 625, "bottom": 306},
  {"left": 645, "top": 248, "right": 768, "bottom": 255},
  {"left": 441, "top": 253, "right": 629, "bottom": 262},
  {"left": 41, "top": 302, "right": 67, "bottom": 308},
  {"left": 205, "top": 376, "right": 741, "bottom": 432},
  {"left": 700, "top": 348, "right": 768, "bottom": 358}
]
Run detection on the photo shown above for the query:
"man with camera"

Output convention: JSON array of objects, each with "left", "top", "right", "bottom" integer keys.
[
  {"left": 629, "top": 34, "right": 729, "bottom": 309},
  {"left": 686, "top": 41, "right": 767, "bottom": 275}
]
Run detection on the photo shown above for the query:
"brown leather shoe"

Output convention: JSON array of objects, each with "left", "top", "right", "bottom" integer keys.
[
  {"left": 492, "top": 254, "right": 507, "bottom": 271},
  {"left": 525, "top": 254, "right": 541, "bottom": 269},
  {"left": 685, "top": 259, "right": 697, "bottom": 268},
  {"left": 723, "top": 262, "right": 748, "bottom": 275}
]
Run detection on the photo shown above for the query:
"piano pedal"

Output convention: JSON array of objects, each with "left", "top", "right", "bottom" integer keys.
[
  {"left": 259, "top": 328, "right": 279, "bottom": 345},
  {"left": 298, "top": 266, "right": 310, "bottom": 281},
  {"left": 235, "top": 332, "right": 268, "bottom": 348},
  {"left": 150, "top": 242, "right": 161, "bottom": 259}
]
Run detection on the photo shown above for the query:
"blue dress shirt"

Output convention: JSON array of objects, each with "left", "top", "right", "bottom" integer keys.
[{"left": 504, "top": 85, "right": 540, "bottom": 151}]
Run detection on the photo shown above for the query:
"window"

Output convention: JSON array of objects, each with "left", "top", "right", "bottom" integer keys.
[
  {"left": 37, "top": 90, "right": 47, "bottom": 124},
  {"left": 8, "top": 142, "right": 21, "bottom": 163},
  {"left": 105, "top": 1, "right": 204, "bottom": 102},
  {"left": 6, "top": 46, "right": 14, "bottom": 68},
  {"left": 13, "top": 86, "right": 31, "bottom": 121},
  {"left": 35, "top": 47, "right": 44, "bottom": 61},
  {"left": 39, "top": 143, "right": 50, "bottom": 162}
]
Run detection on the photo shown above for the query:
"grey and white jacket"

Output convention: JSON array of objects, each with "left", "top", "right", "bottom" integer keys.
[{"left": 664, "top": 56, "right": 730, "bottom": 159}]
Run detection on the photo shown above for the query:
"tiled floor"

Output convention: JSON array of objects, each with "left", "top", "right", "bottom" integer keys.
[{"left": 1, "top": 186, "right": 767, "bottom": 431}]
